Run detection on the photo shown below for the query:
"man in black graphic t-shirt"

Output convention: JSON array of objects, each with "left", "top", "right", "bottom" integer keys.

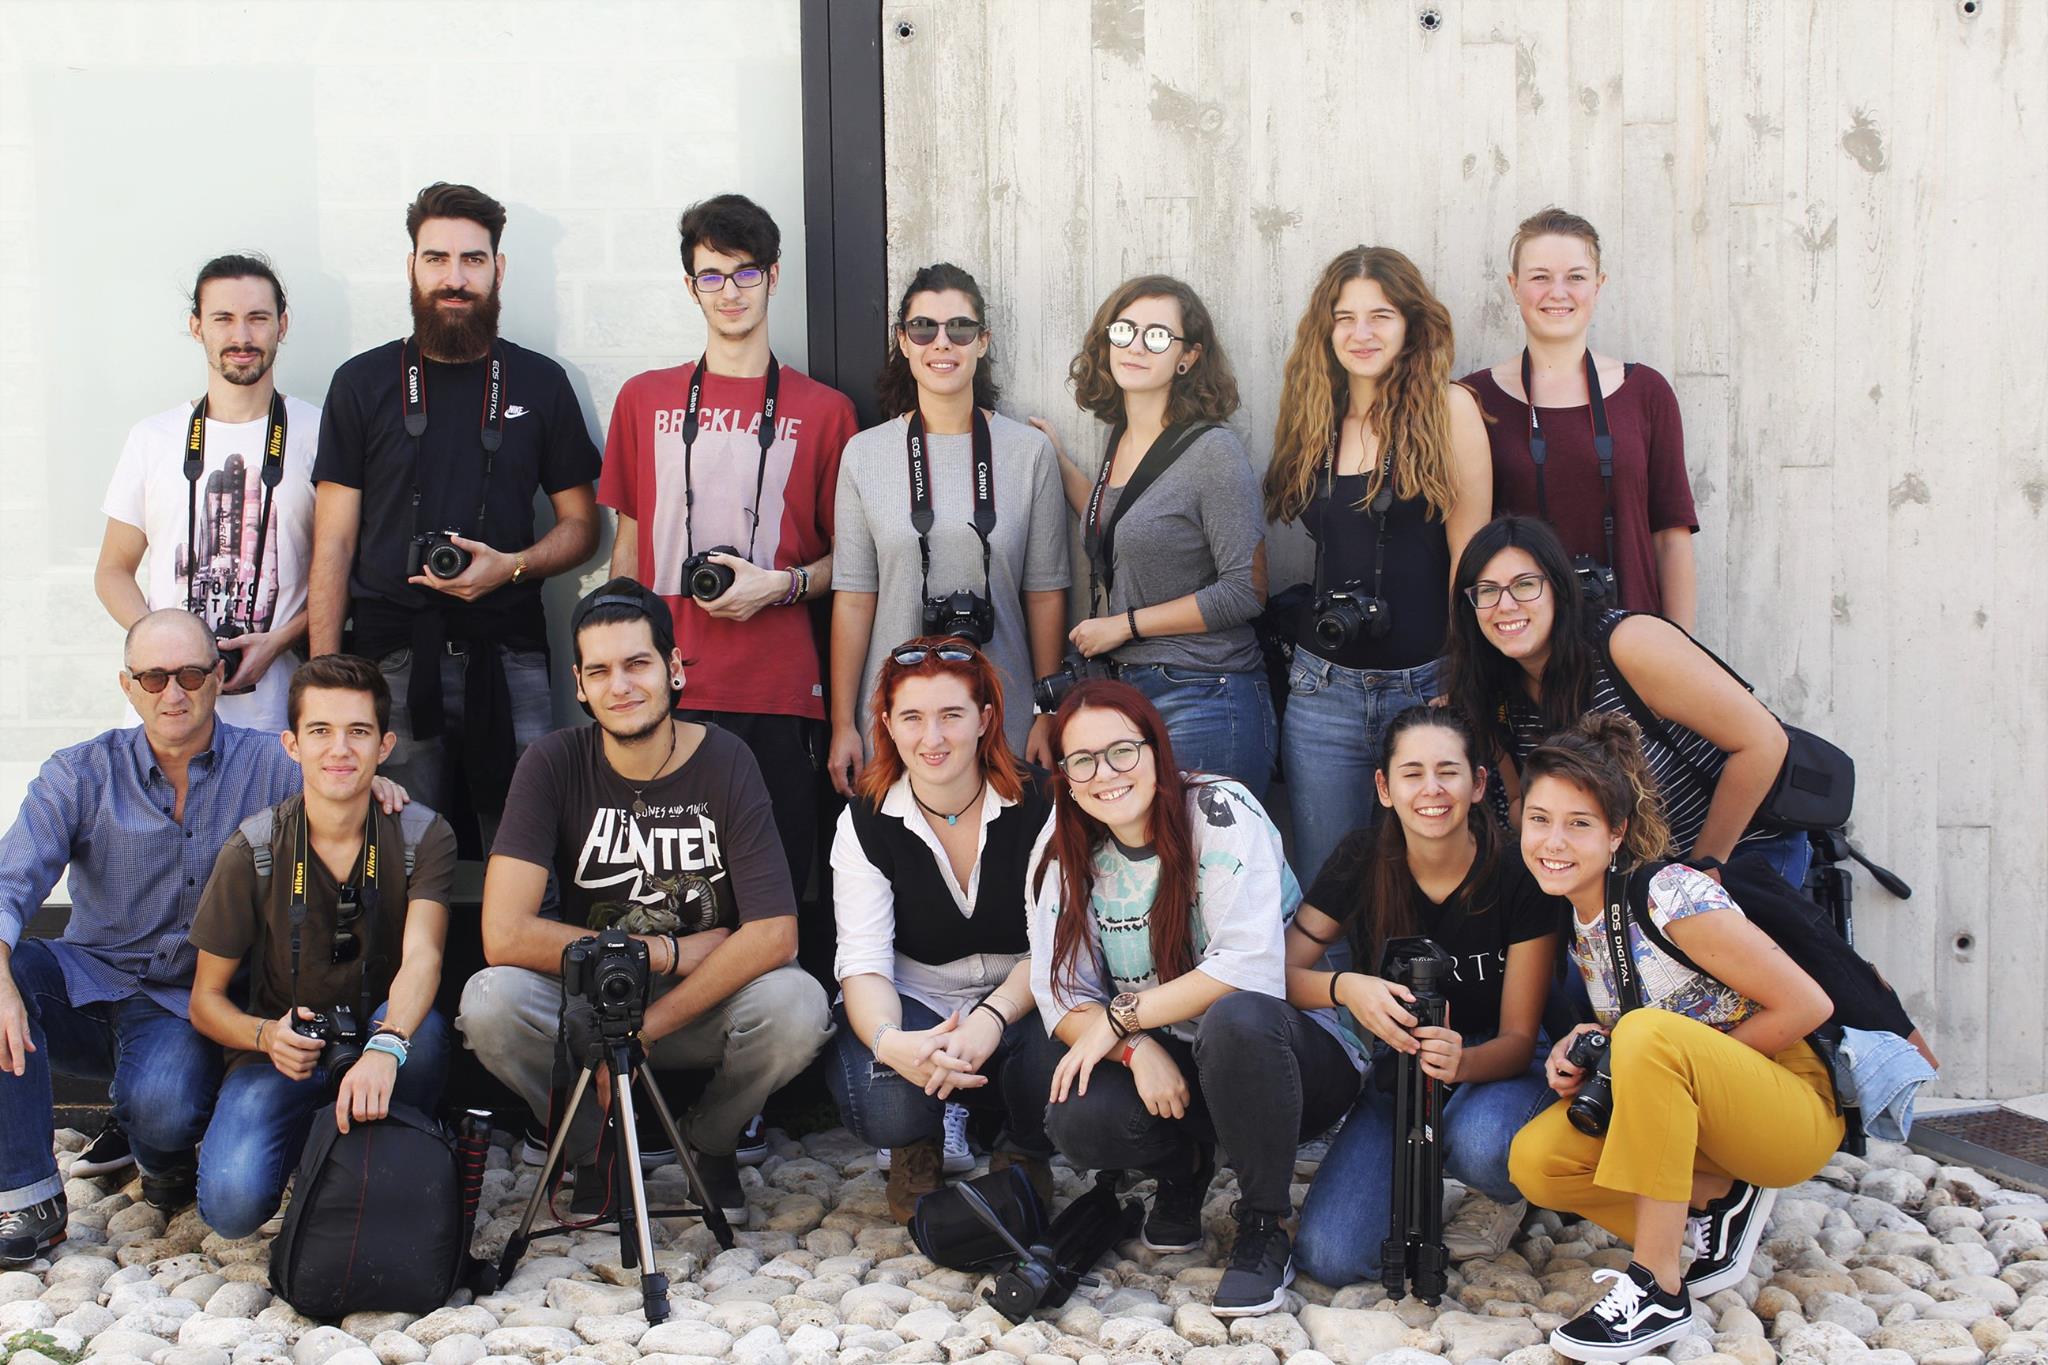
[{"left": 309, "top": 182, "right": 600, "bottom": 843}]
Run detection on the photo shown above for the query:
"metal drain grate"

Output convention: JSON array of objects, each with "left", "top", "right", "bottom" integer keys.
[{"left": 1910, "top": 1106, "right": 2048, "bottom": 1192}]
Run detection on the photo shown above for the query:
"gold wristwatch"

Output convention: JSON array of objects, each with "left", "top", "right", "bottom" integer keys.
[
  {"left": 510, "top": 553, "right": 528, "bottom": 585},
  {"left": 1109, "top": 991, "right": 1142, "bottom": 1038}
]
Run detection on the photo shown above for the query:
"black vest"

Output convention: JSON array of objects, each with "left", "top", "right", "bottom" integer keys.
[{"left": 847, "top": 783, "right": 1052, "bottom": 966}]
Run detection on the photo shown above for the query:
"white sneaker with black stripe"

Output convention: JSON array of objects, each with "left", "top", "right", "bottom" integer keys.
[
  {"left": 1683, "top": 1181, "right": 1778, "bottom": 1296},
  {"left": 70, "top": 1118, "right": 136, "bottom": 1179},
  {"left": 1550, "top": 1262, "right": 1693, "bottom": 1362},
  {"left": 878, "top": 1102, "right": 973, "bottom": 1175}
]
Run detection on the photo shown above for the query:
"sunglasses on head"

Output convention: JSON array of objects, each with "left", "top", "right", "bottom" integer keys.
[
  {"left": 900, "top": 316, "right": 985, "bottom": 347},
  {"left": 331, "top": 886, "right": 364, "bottom": 965},
  {"left": 891, "top": 643, "right": 978, "bottom": 667},
  {"left": 128, "top": 664, "right": 217, "bottom": 693},
  {"left": 1106, "top": 319, "right": 1188, "bottom": 354}
]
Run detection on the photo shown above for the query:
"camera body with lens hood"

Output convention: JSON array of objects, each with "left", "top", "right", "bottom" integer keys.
[
  {"left": 1032, "top": 650, "right": 1121, "bottom": 714},
  {"left": 562, "top": 929, "right": 651, "bottom": 1039},
  {"left": 1573, "top": 556, "right": 1618, "bottom": 607},
  {"left": 1310, "top": 583, "right": 1393, "bottom": 650},
  {"left": 922, "top": 589, "right": 996, "bottom": 646},
  {"left": 292, "top": 1004, "right": 366, "bottom": 1076},
  {"left": 680, "top": 545, "right": 741, "bottom": 603},
  {"left": 1564, "top": 1029, "right": 1616, "bottom": 1135},
  {"left": 408, "top": 529, "right": 474, "bottom": 581}
]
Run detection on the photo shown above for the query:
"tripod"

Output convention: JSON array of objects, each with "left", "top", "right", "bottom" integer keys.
[
  {"left": 1805, "top": 828, "right": 1913, "bottom": 946},
  {"left": 1380, "top": 939, "right": 1452, "bottom": 1305},
  {"left": 496, "top": 1035, "right": 736, "bottom": 1322}
]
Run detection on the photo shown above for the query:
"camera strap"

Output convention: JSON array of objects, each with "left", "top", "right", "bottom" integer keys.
[
  {"left": 1308, "top": 418, "right": 1395, "bottom": 602},
  {"left": 288, "top": 801, "right": 383, "bottom": 1021},
  {"left": 1599, "top": 863, "right": 1646, "bottom": 1013},
  {"left": 399, "top": 338, "right": 505, "bottom": 551},
  {"left": 681, "top": 353, "right": 782, "bottom": 563},
  {"left": 1521, "top": 347, "right": 1617, "bottom": 583},
  {"left": 905, "top": 406, "right": 996, "bottom": 609},
  {"left": 182, "top": 391, "right": 289, "bottom": 628},
  {"left": 1084, "top": 420, "right": 1215, "bottom": 614}
]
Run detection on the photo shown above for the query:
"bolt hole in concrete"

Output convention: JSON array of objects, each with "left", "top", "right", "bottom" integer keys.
[
  {"left": 1418, "top": 6, "right": 1443, "bottom": 31},
  {"left": 1955, "top": 932, "right": 1976, "bottom": 956},
  {"left": 1958, "top": 0, "right": 1980, "bottom": 16},
  {"left": 895, "top": 18, "right": 914, "bottom": 39}
]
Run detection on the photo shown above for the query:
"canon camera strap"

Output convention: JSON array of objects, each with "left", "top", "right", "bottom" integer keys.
[
  {"left": 905, "top": 407, "right": 996, "bottom": 608},
  {"left": 183, "top": 391, "right": 289, "bottom": 628},
  {"left": 399, "top": 338, "right": 505, "bottom": 550},
  {"left": 681, "top": 354, "right": 782, "bottom": 563},
  {"left": 1084, "top": 420, "right": 1216, "bottom": 613},
  {"left": 1599, "top": 862, "right": 1646, "bottom": 1015},
  {"left": 1522, "top": 348, "right": 1617, "bottom": 583},
  {"left": 1308, "top": 418, "right": 1396, "bottom": 604},
  {"left": 287, "top": 803, "right": 383, "bottom": 1025}
]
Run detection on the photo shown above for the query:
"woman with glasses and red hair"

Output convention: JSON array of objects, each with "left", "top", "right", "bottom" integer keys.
[
  {"left": 826, "top": 637, "right": 1062, "bottom": 1223},
  {"left": 1026, "top": 680, "right": 1360, "bottom": 1317}
]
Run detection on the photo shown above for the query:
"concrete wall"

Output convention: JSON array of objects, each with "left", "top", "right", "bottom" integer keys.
[{"left": 878, "top": 0, "right": 2048, "bottom": 1097}]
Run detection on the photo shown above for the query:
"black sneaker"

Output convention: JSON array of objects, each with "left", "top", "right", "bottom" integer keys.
[
  {"left": 1213, "top": 1206, "right": 1293, "bottom": 1317},
  {"left": 516, "top": 1119, "right": 550, "bottom": 1167},
  {"left": 0, "top": 1196, "right": 67, "bottom": 1266},
  {"left": 692, "top": 1149, "right": 748, "bottom": 1224},
  {"left": 1683, "top": 1181, "right": 1778, "bottom": 1296},
  {"left": 139, "top": 1163, "right": 196, "bottom": 1215},
  {"left": 71, "top": 1118, "right": 136, "bottom": 1179},
  {"left": 735, "top": 1114, "right": 770, "bottom": 1167},
  {"left": 1141, "top": 1142, "right": 1215, "bottom": 1253},
  {"left": 1550, "top": 1263, "right": 1694, "bottom": 1362}
]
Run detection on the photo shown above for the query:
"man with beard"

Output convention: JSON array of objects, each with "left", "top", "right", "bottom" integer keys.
[
  {"left": 96, "top": 254, "right": 317, "bottom": 734},
  {"left": 310, "top": 182, "right": 600, "bottom": 846},
  {"left": 458, "top": 580, "right": 832, "bottom": 1225}
]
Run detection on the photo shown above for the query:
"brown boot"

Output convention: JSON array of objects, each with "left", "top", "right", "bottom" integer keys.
[
  {"left": 989, "top": 1149, "right": 1055, "bottom": 1209},
  {"left": 886, "top": 1138, "right": 945, "bottom": 1223}
]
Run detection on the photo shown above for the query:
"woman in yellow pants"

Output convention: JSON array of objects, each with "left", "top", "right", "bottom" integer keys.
[{"left": 1506, "top": 714, "right": 1840, "bottom": 1363}]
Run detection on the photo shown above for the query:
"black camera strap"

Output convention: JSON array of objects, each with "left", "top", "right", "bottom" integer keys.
[
  {"left": 1084, "top": 420, "right": 1215, "bottom": 614},
  {"left": 288, "top": 801, "right": 383, "bottom": 1023},
  {"left": 399, "top": 337, "right": 505, "bottom": 550},
  {"left": 1308, "top": 418, "right": 1395, "bottom": 602},
  {"left": 183, "top": 391, "right": 289, "bottom": 628},
  {"left": 905, "top": 406, "right": 996, "bottom": 608},
  {"left": 1522, "top": 347, "right": 1617, "bottom": 584},
  {"left": 681, "top": 354, "right": 781, "bottom": 565},
  {"left": 1599, "top": 863, "right": 1646, "bottom": 1013}
]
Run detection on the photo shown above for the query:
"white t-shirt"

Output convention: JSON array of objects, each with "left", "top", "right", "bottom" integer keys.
[{"left": 103, "top": 395, "right": 320, "bottom": 732}]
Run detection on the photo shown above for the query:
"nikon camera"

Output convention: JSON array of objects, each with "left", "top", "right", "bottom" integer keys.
[{"left": 291, "top": 1004, "right": 365, "bottom": 1075}]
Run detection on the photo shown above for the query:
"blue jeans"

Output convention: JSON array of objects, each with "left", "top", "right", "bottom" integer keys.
[
  {"left": 825, "top": 996, "right": 1059, "bottom": 1158},
  {"left": 196, "top": 1006, "right": 451, "bottom": 1238},
  {"left": 0, "top": 940, "right": 219, "bottom": 1211},
  {"left": 1739, "top": 828, "right": 1813, "bottom": 892},
  {"left": 1295, "top": 1043, "right": 1554, "bottom": 1285},
  {"left": 1281, "top": 654, "right": 1442, "bottom": 891},
  {"left": 1118, "top": 664, "right": 1277, "bottom": 801}
]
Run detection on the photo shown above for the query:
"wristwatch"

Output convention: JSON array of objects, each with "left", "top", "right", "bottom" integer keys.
[
  {"left": 1108, "top": 991, "right": 1142, "bottom": 1039},
  {"left": 510, "top": 553, "right": 528, "bottom": 585}
]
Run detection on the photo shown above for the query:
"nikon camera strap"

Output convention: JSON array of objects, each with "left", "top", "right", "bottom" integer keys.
[
  {"left": 1522, "top": 347, "right": 1617, "bottom": 584},
  {"left": 905, "top": 407, "right": 997, "bottom": 609},
  {"left": 286, "top": 803, "right": 383, "bottom": 1028},
  {"left": 399, "top": 338, "right": 505, "bottom": 549},
  {"left": 1083, "top": 420, "right": 1216, "bottom": 614},
  {"left": 183, "top": 392, "right": 289, "bottom": 628},
  {"left": 681, "top": 354, "right": 781, "bottom": 563}
]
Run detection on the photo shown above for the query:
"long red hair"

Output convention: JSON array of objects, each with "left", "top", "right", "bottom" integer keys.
[
  {"left": 857, "top": 636, "right": 1025, "bottom": 805},
  {"left": 1032, "top": 679, "right": 1206, "bottom": 996}
]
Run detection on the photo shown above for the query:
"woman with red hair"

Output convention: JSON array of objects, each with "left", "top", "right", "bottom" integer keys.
[
  {"left": 1028, "top": 680, "right": 1361, "bottom": 1317},
  {"left": 827, "top": 638, "right": 1061, "bottom": 1223}
]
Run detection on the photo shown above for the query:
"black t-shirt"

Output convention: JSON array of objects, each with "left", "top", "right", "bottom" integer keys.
[
  {"left": 1305, "top": 827, "right": 1563, "bottom": 1038},
  {"left": 1299, "top": 475, "right": 1451, "bottom": 671},
  {"left": 491, "top": 723, "right": 796, "bottom": 933},
  {"left": 314, "top": 338, "right": 600, "bottom": 636}
]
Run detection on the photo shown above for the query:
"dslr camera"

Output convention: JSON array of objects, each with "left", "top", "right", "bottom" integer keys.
[
  {"left": 922, "top": 589, "right": 995, "bottom": 647},
  {"left": 291, "top": 1004, "right": 365, "bottom": 1075},
  {"left": 1564, "top": 1029, "right": 1616, "bottom": 1136},
  {"left": 408, "top": 529, "right": 473, "bottom": 581},
  {"left": 1573, "top": 556, "right": 1618, "bottom": 607},
  {"left": 1032, "top": 651, "right": 1121, "bottom": 714},
  {"left": 681, "top": 545, "right": 740, "bottom": 602},
  {"left": 562, "top": 929, "right": 651, "bottom": 1040},
  {"left": 213, "top": 620, "right": 245, "bottom": 686},
  {"left": 1311, "top": 583, "right": 1393, "bottom": 650}
]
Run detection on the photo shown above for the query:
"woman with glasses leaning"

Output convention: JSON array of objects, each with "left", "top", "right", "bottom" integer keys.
[
  {"left": 1027, "top": 276, "right": 1275, "bottom": 798},
  {"left": 1264, "top": 247, "right": 1491, "bottom": 886},
  {"left": 829, "top": 264, "right": 1071, "bottom": 797},
  {"left": 1027, "top": 679, "right": 1359, "bottom": 1317},
  {"left": 827, "top": 638, "right": 1062, "bottom": 1222},
  {"left": 1443, "top": 516, "right": 1809, "bottom": 888}
]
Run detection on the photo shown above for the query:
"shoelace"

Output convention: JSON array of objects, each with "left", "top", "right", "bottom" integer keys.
[
  {"left": 1588, "top": 1268, "right": 1648, "bottom": 1324},
  {"left": 1230, "top": 1213, "right": 1279, "bottom": 1269},
  {"left": 943, "top": 1102, "right": 970, "bottom": 1159},
  {"left": 1685, "top": 1212, "right": 1710, "bottom": 1258},
  {"left": 0, "top": 1204, "right": 46, "bottom": 1237},
  {"left": 1446, "top": 1195, "right": 1502, "bottom": 1237}
]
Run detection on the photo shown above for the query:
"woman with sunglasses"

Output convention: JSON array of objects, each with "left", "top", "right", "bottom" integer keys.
[
  {"left": 1461, "top": 208, "right": 1699, "bottom": 627},
  {"left": 1027, "top": 680, "right": 1359, "bottom": 1316},
  {"left": 829, "top": 264, "right": 1071, "bottom": 796},
  {"left": 827, "top": 638, "right": 1061, "bottom": 1222},
  {"left": 1027, "top": 276, "right": 1274, "bottom": 798},
  {"left": 1444, "top": 516, "right": 1808, "bottom": 888},
  {"left": 1264, "top": 246, "right": 1492, "bottom": 887}
]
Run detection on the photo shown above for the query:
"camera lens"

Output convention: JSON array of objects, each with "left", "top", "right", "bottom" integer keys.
[
  {"left": 600, "top": 971, "right": 634, "bottom": 1003},
  {"left": 690, "top": 562, "right": 735, "bottom": 601},
  {"left": 428, "top": 542, "right": 469, "bottom": 579}
]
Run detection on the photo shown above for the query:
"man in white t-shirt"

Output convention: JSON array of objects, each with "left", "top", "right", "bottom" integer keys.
[{"left": 95, "top": 254, "right": 318, "bottom": 733}]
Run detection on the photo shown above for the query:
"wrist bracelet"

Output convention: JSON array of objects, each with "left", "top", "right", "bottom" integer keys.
[
  {"left": 973, "top": 1001, "right": 1009, "bottom": 1030},
  {"left": 255, "top": 1019, "right": 269, "bottom": 1051},
  {"left": 665, "top": 933, "right": 681, "bottom": 974},
  {"left": 1329, "top": 971, "right": 1348, "bottom": 1009},
  {"left": 796, "top": 565, "right": 811, "bottom": 601},
  {"left": 1105, "top": 1005, "right": 1130, "bottom": 1039},
  {"left": 871, "top": 1021, "right": 899, "bottom": 1054},
  {"left": 1126, "top": 606, "right": 1143, "bottom": 642},
  {"left": 365, "top": 1033, "right": 408, "bottom": 1067}
]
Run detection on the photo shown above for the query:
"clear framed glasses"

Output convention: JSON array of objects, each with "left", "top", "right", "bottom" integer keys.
[
  {"left": 1464, "top": 573, "right": 1548, "bottom": 610},
  {"left": 127, "top": 664, "right": 217, "bottom": 693},
  {"left": 1106, "top": 319, "right": 1187, "bottom": 354},
  {"left": 1058, "top": 738, "right": 1149, "bottom": 784},
  {"left": 900, "top": 316, "right": 985, "bottom": 347},
  {"left": 690, "top": 264, "right": 770, "bottom": 293}
]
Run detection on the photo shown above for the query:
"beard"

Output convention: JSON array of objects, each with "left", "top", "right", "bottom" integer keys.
[
  {"left": 410, "top": 279, "right": 503, "bottom": 362},
  {"left": 595, "top": 698, "right": 673, "bottom": 745},
  {"left": 214, "top": 343, "right": 275, "bottom": 387}
]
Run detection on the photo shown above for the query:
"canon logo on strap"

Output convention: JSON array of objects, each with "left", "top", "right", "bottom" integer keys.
[{"left": 406, "top": 364, "right": 421, "bottom": 406}]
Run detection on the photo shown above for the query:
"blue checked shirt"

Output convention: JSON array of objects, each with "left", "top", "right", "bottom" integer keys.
[{"left": 0, "top": 720, "right": 300, "bottom": 1018}]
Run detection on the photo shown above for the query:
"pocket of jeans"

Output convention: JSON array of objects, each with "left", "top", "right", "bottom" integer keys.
[{"left": 1288, "top": 661, "right": 1321, "bottom": 697}]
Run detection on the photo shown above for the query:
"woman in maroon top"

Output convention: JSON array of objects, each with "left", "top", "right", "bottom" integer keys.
[{"left": 1460, "top": 208, "right": 1699, "bottom": 629}]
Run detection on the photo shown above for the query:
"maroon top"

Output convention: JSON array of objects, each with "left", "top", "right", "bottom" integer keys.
[{"left": 1461, "top": 362, "right": 1698, "bottom": 615}]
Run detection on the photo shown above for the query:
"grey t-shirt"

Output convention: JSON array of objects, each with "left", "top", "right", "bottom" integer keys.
[
  {"left": 1087, "top": 425, "right": 1265, "bottom": 673},
  {"left": 834, "top": 411, "right": 1071, "bottom": 754}
]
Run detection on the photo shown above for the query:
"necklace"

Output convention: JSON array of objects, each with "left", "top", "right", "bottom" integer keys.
[
  {"left": 911, "top": 779, "right": 983, "bottom": 827},
  {"left": 617, "top": 720, "right": 678, "bottom": 818}
]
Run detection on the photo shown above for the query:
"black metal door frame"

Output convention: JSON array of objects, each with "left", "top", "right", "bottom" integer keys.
[{"left": 800, "top": 0, "right": 889, "bottom": 429}]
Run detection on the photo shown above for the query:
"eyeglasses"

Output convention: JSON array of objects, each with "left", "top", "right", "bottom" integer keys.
[
  {"left": 1106, "top": 319, "right": 1187, "bottom": 354},
  {"left": 891, "top": 643, "right": 977, "bottom": 666},
  {"left": 1058, "top": 738, "right": 1149, "bottom": 784},
  {"left": 689, "top": 264, "right": 769, "bottom": 293},
  {"left": 900, "top": 316, "right": 985, "bottom": 347},
  {"left": 127, "top": 664, "right": 217, "bottom": 693},
  {"left": 1464, "top": 574, "right": 1548, "bottom": 610}
]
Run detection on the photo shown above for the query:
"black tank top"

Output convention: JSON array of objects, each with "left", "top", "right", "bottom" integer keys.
[{"left": 1297, "top": 473, "right": 1450, "bottom": 670}]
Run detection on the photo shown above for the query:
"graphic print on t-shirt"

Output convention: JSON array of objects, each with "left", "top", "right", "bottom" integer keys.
[
  {"left": 572, "top": 798, "right": 734, "bottom": 934},
  {"left": 648, "top": 404, "right": 804, "bottom": 596},
  {"left": 175, "top": 448, "right": 282, "bottom": 634}
]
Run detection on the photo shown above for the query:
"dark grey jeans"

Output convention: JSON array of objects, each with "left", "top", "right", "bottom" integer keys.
[{"left": 377, "top": 645, "right": 554, "bottom": 851}]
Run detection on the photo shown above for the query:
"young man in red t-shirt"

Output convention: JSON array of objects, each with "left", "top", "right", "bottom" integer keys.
[{"left": 598, "top": 194, "right": 856, "bottom": 998}]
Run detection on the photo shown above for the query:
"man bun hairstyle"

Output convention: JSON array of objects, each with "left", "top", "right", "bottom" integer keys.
[
  {"left": 1523, "top": 712, "right": 1674, "bottom": 866},
  {"left": 1509, "top": 206, "right": 1603, "bottom": 275},
  {"left": 287, "top": 653, "right": 392, "bottom": 735},
  {"left": 676, "top": 193, "right": 782, "bottom": 274},
  {"left": 191, "top": 253, "right": 287, "bottom": 316},
  {"left": 406, "top": 182, "right": 508, "bottom": 252}
]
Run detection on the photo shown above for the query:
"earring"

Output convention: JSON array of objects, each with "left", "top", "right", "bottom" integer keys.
[
  {"left": 1175, "top": 362, "right": 1189, "bottom": 374},
  {"left": 671, "top": 677, "right": 685, "bottom": 690}
]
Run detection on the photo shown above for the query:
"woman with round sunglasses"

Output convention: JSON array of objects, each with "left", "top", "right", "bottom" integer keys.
[
  {"left": 1027, "top": 680, "right": 1359, "bottom": 1316},
  {"left": 1443, "top": 516, "right": 1809, "bottom": 888},
  {"left": 829, "top": 264, "right": 1071, "bottom": 796},
  {"left": 1461, "top": 208, "right": 1699, "bottom": 627},
  {"left": 1264, "top": 246, "right": 1491, "bottom": 887},
  {"left": 827, "top": 638, "right": 1062, "bottom": 1222},
  {"left": 1027, "top": 276, "right": 1274, "bottom": 798}
]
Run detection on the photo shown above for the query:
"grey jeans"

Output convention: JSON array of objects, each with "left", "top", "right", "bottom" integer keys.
[
  {"left": 378, "top": 645, "right": 554, "bottom": 850},
  {"left": 456, "top": 962, "right": 833, "bottom": 1156}
]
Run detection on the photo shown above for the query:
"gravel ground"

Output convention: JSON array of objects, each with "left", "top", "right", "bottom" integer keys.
[{"left": 7, "top": 1125, "right": 2048, "bottom": 1365}]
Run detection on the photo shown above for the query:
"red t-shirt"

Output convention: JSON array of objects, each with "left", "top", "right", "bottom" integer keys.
[
  {"left": 599, "top": 361, "right": 856, "bottom": 719},
  {"left": 1461, "top": 363, "right": 1698, "bottom": 615}
]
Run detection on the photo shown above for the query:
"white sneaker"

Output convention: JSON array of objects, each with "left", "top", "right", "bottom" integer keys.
[
  {"left": 1442, "top": 1192, "right": 1528, "bottom": 1261},
  {"left": 878, "top": 1102, "right": 974, "bottom": 1175}
]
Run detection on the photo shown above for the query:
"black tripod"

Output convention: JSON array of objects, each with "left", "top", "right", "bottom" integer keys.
[
  {"left": 1805, "top": 828, "right": 1913, "bottom": 946},
  {"left": 1380, "top": 938, "right": 1453, "bottom": 1305}
]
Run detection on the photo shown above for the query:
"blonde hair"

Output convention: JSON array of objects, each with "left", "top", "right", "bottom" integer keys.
[
  {"left": 1522, "top": 712, "right": 1674, "bottom": 866},
  {"left": 1508, "top": 206, "right": 1603, "bottom": 276}
]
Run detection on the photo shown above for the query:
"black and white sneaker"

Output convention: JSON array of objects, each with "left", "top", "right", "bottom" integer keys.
[
  {"left": 1212, "top": 1207, "right": 1294, "bottom": 1317},
  {"left": 516, "top": 1120, "right": 550, "bottom": 1167},
  {"left": 1141, "top": 1143, "right": 1216, "bottom": 1253},
  {"left": 71, "top": 1119, "right": 136, "bottom": 1179},
  {"left": 1551, "top": 1263, "right": 1693, "bottom": 1362},
  {"left": 735, "top": 1114, "right": 770, "bottom": 1167},
  {"left": 0, "top": 1196, "right": 67, "bottom": 1266},
  {"left": 1683, "top": 1181, "right": 1778, "bottom": 1296}
]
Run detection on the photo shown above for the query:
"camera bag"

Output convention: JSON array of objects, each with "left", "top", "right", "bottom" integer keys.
[
  {"left": 1591, "top": 613, "right": 1855, "bottom": 831},
  {"left": 909, "top": 1164, "right": 1048, "bottom": 1271}
]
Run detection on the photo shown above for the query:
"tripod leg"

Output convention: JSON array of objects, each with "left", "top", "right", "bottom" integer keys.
[
  {"left": 1414, "top": 1067, "right": 1447, "bottom": 1305},
  {"left": 608, "top": 1052, "right": 670, "bottom": 1324},
  {"left": 636, "top": 1070, "right": 736, "bottom": 1249},
  {"left": 1382, "top": 1051, "right": 1413, "bottom": 1298},
  {"left": 498, "top": 1064, "right": 597, "bottom": 1285}
]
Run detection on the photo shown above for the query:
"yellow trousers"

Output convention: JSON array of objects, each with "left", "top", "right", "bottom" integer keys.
[{"left": 1509, "top": 1008, "right": 1843, "bottom": 1242}]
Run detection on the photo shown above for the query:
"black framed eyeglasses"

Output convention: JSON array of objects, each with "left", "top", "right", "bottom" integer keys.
[
  {"left": 330, "top": 886, "right": 364, "bottom": 965},
  {"left": 127, "top": 664, "right": 217, "bottom": 694},
  {"left": 1106, "top": 319, "right": 1187, "bottom": 354},
  {"left": 900, "top": 316, "right": 985, "bottom": 347},
  {"left": 1464, "top": 573, "right": 1549, "bottom": 610},
  {"left": 1058, "top": 738, "right": 1149, "bottom": 784},
  {"left": 891, "top": 643, "right": 977, "bottom": 667},
  {"left": 690, "top": 264, "right": 769, "bottom": 293}
]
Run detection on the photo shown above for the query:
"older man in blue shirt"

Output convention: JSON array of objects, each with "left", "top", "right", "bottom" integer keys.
[{"left": 0, "top": 610, "right": 404, "bottom": 1265}]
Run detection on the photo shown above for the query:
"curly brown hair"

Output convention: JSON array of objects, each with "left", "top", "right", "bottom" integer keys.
[{"left": 1067, "top": 275, "right": 1239, "bottom": 426}]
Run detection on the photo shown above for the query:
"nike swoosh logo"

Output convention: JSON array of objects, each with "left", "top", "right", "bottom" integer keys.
[{"left": 505, "top": 405, "right": 531, "bottom": 419}]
